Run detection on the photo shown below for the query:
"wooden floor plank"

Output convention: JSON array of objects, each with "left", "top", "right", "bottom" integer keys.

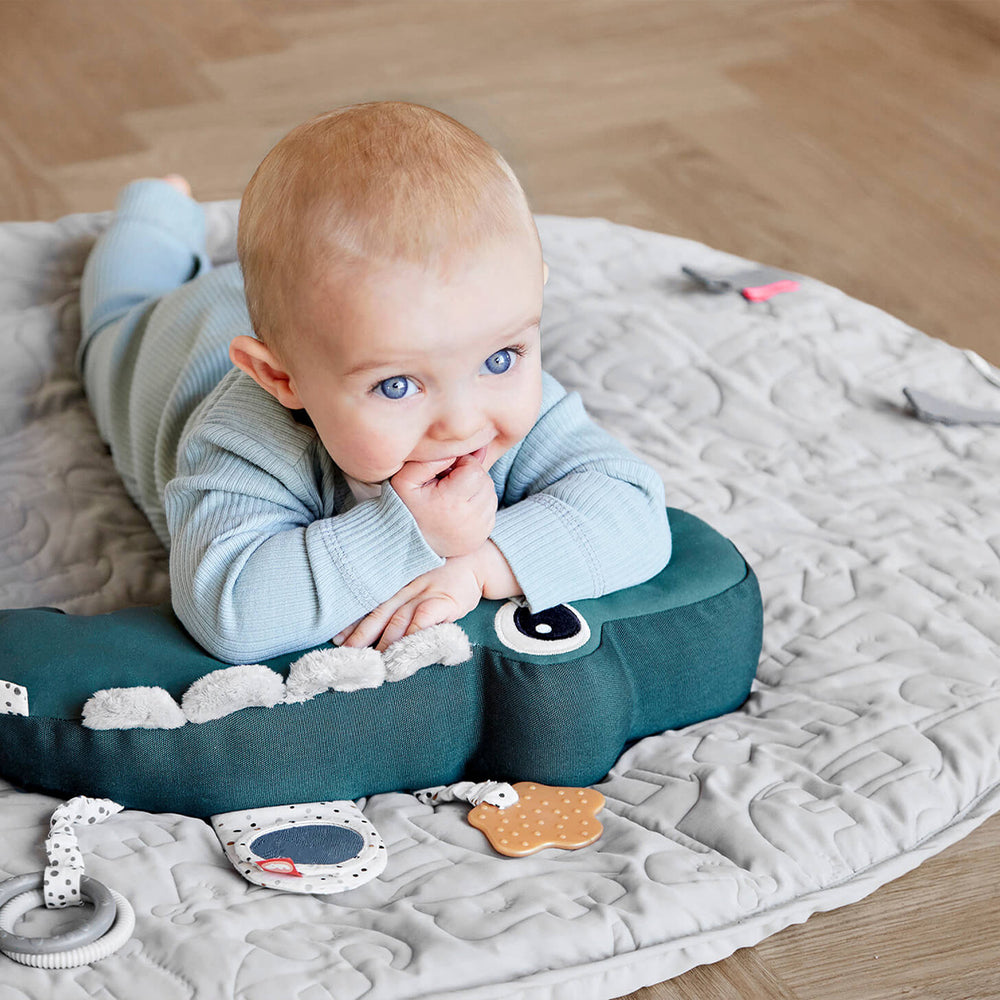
[
  {"left": 132, "top": 0, "right": 285, "bottom": 63},
  {"left": 0, "top": 2, "right": 143, "bottom": 166},
  {"left": 756, "top": 813, "right": 1000, "bottom": 1000}
]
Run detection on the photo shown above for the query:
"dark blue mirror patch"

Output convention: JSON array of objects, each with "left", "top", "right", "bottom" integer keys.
[{"left": 250, "top": 825, "right": 364, "bottom": 865}]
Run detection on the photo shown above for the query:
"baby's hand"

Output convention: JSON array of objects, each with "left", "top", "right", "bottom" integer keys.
[
  {"left": 335, "top": 554, "right": 485, "bottom": 652},
  {"left": 391, "top": 453, "right": 497, "bottom": 558}
]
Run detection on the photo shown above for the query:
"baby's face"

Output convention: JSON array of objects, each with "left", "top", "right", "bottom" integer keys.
[{"left": 284, "top": 230, "right": 546, "bottom": 486}]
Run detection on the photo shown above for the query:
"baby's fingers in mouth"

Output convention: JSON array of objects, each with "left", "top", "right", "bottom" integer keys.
[{"left": 432, "top": 447, "right": 488, "bottom": 480}]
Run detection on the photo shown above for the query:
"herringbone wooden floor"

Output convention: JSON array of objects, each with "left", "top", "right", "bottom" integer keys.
[{"left": 3, "top": 2, "right": 999, "bottom": 997}]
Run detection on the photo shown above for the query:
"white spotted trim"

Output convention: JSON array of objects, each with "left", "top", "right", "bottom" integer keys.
[
  {"left": 415, "top": 780, "right": 519, "bottom": 809},
  {"left": 44, "top": 798, "right": 123, "bottom": 909},
  {"left": 0, "top": 679, "right": 28, "bottom": 717},
  {"left": 211, "top": 801, "right": 387, "bottom": 894}
]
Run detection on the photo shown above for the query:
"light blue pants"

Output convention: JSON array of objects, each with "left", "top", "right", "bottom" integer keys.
[{"left": 79, "top": 180, "right": 212, "bottom": 463}]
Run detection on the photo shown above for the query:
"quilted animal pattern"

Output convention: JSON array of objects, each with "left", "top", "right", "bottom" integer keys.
[{"left": 0, "top": 204, "right": 998, "bottom": 999}]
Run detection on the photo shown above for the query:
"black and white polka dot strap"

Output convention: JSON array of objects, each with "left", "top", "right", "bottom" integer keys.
[
  {"left": 43, "top": 797, "right": 123, "bottom": 909},
  {"left": 414, "top": 780, "right": 518, "bottom": 808}
]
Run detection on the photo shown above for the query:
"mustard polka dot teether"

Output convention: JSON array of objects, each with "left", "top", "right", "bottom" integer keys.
[{"left": 467, "top": 782, "right": 605, "bottom": 857}]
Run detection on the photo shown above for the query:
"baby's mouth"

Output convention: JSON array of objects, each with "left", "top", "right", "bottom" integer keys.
[{"left": 435, "top": 446, "right": 489, "bottom": 479}]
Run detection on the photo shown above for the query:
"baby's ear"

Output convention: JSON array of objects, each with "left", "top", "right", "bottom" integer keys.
[{"left": 229, "top": 335, "right": 304, "bottom": 409}]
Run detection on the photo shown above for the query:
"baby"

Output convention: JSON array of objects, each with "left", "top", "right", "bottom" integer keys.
[{"left": 79, "top": 102, "right": 671, "bottom": 662}]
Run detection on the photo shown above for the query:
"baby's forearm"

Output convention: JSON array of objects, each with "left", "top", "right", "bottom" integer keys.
[{"left": 166, "top": 476, "right": 445, "bottom": 662}]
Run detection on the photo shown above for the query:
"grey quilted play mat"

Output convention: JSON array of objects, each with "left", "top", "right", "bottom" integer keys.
[{"left": 2, "top": 202, "right": 999, "bottom": 999}]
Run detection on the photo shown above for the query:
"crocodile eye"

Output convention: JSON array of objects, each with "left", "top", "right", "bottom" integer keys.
[
  {"left": 513, "top": 605, "right": 581, "bottom": 641},
  {"left": 493, "top": 601, "right": 591, "bottom": 655}
]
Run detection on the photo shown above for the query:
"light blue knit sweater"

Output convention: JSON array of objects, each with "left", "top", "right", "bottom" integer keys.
[{"left": 80, "top": 181, "right": 671, "bottom": 662}]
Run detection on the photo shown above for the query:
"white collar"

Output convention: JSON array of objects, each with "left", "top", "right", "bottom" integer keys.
[{"left": 343, "top": 473, "right": 383, "bottom": 503}]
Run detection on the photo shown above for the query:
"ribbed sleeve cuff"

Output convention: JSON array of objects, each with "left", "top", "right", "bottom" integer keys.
[
  {"left": 490, "top": 493, "right": 602, "bottom": 612},
  {"left": 315, "top": 483, "right": 445, "bottom": 613}
]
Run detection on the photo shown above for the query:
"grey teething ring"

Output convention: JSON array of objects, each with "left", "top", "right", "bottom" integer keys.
[{"left": 0, "top": 873, "right": 116, "bottom": 955}]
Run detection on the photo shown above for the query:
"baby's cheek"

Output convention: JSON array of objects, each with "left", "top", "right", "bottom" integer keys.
[
  {"left": 337, "top": 415, "right": 417, "bottom": 476},
  {"left": 511, "top": 396, "right": 543, "bottom": 441}
]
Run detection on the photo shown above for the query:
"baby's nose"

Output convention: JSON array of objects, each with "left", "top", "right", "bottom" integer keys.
[{"left": 431, "top": 393, "right": 485, "bottom": 443}]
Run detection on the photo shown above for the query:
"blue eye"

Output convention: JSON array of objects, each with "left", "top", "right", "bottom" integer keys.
[
  {"left": 482, "top": 350, "right": 514, "bottom": 375},
  {"left": 376, "top": 376, "right": 417, "bottom": 400}
]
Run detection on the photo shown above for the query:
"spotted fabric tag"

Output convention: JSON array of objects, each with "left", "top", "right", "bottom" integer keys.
[
  {"left": 44, "top": 797, "right": 123, "bottom": 909},
  {"left": 414, "top": 780, "right": 519, "bottom": 809},
  {"left": 0, "top": 679, "right": 28, "bottom": 716}
]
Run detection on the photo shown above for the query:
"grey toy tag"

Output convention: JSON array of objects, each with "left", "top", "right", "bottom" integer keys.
[
  {"left": 682, "top": 265, "right": 800, "bottom": 301},
  {"left": 903, "top": 388, "right": 1000, "bottom": 425}
]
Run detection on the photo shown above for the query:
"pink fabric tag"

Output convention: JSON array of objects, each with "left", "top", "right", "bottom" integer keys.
[{"left": 741, "top": 279, "right": 800, "bottom": 302}]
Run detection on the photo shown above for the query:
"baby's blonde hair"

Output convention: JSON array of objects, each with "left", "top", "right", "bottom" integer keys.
[{"left": 237, "top": 101, "right": 535, "bottom": 353}]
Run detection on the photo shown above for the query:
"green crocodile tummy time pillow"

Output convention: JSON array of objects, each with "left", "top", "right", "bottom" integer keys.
[{"left": 0, "top": 509, "right": 761, "bottom": 817}]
